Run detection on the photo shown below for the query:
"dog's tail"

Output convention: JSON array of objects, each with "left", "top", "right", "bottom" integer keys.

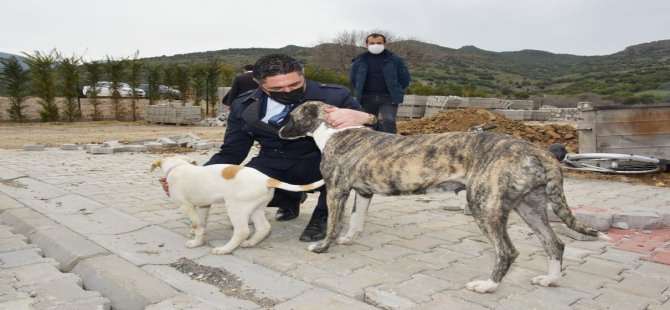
[
  {"left": 544, "top": 158, "right": 611, "bottom": 242},
  {"left": 267, "top": 178, "right": 325, "bottom": 192}
]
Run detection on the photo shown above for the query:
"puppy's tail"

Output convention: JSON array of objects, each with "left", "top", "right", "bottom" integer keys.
[
  {"left": 267, "top": 178, "right": 325, "bottom": 192},
  {"left": 544, "top": 158, "right": 610, "bottom": 241}
]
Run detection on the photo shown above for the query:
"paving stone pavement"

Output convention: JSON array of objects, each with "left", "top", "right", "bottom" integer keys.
[{"left": 0, "top": 147, "right": 669, "bottom": 309}]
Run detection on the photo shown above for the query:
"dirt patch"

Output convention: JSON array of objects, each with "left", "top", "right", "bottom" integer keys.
[
  {"left": 0, "top": 121, "right": 225, "bottom": 149},
  {"left": 170, "top": 257, "right": 279, "bottom": 308},
  {"left": 398, "top": 108, "right": 669, "bottom": 188}
]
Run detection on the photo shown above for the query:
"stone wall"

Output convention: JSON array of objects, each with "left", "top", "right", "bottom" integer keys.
[{"left": 539, "top": 107, "right": 582, "bottom": 121}]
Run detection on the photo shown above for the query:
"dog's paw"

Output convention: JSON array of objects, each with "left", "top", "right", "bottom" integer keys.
[
  {"left": 465, "top": 279, "right": 499, "bottom": 293},
  {"left": 184, "top": 240, "right": 205, "bottom": 248},
  {"left": 307, "top": 242, "right": 330, "bottom": 253},
  {"left": 336, "top": 236, "right": 354, "bottom": 245},
  {"left": 531, "top": 275, "right": 560, "bottom": 287},
  {"left": 240, "top": 240, "right": 254, "bottom": 248},
  {"left": 211, "top": 246, "right": 234, "bottom": 255}
]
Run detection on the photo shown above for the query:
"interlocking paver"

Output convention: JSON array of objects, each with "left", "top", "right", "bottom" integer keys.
[{"left": 1, "top": 147, "right": 669, "bottom": 309}]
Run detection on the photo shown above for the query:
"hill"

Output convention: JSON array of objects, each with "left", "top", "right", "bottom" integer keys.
[
  {"left": 3, "top": 40, "right": 669, "bottom": 102},
  {"left": 137, "top": 39, "right": 669, "bottom": 101}
]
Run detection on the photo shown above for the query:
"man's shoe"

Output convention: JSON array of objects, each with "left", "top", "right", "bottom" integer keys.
[
  {"left": 275, "top": 205, "right": 299, "bottom": 221},
  {"left": 299, "top": 215, "right": 327, "bottom": 242}
]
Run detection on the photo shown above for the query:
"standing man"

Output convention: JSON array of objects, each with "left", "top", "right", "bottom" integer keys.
[
  {"left": 161, "top": 54, "right": 378, "bottom": 242},
  {"left": 349, "top": 33, "right": 410, "bottom": 134},
  {"left": 222, "top": 64, "right": 259, "bottom": 108}
]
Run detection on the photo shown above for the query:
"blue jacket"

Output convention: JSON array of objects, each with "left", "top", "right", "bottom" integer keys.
[
  {"left": 349, "top": 50, "right": 410, "bottom": 104},
  {"left": 205, "top": 79, "right": 361, "bottom": 169}
]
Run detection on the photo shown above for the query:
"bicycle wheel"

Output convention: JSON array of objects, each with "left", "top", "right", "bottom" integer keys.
[{"left": 562, "top": 153, "right": 663, "bottom": 174}]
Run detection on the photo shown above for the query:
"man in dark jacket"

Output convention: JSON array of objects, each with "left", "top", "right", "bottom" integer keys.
[
  {"left": 350, "top": 33, "right": 410, "bottom": 134},
  {"left": 161, "top": 54, "right": 377, "bottom": 241},
  {"left": 222, "top": 64, "right": 259, "bottom": 107}
]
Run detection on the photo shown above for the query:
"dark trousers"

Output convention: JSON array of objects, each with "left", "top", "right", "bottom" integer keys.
[
  {"left": 360, "top": 94, "right": 399, "bottom": 134},
  {"left": 246, "top": 153, "right": 328, "bottom": 217}
]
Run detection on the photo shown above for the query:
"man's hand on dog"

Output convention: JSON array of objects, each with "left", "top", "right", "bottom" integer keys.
[
  {"left": 159, "top": 176, "right": 170, "bottom": 197},
  {"left": 325, "top": 107, "right": 372, "bottom": 129}
]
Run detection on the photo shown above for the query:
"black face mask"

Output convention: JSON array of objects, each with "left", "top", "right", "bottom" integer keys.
[{"left": 268, "top": 87, "right": 305, "bottom": 104}]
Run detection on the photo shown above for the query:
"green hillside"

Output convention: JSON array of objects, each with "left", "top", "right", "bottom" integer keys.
[{"left": 138, "top": 39, "right": 669, "bottom": 103}]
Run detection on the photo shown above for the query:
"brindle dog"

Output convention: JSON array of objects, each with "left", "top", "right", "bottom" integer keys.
[{"left": 278, "top": 101, "right": 609, "bottom": 293}]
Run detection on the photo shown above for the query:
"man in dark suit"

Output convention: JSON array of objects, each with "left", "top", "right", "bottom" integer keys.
[
  {"left": 161, "top": 54, "right": 378, "bottom": 241},
  {"left": 222, "top": 64, "right": 258, "bottom": 107}
]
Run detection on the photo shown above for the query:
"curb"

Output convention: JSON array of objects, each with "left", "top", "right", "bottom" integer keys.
[{"left": 0, "top": 201, "right": 180, "bottom": 310}]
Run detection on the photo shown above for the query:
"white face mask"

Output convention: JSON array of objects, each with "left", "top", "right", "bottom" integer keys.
[{"left": 367, "top": 44, "right": 385, "bottom": 54}]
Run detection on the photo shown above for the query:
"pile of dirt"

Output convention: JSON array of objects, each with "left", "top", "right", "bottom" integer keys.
[{"left": 398, "top": 108, "right": 579, "bottom": 152}]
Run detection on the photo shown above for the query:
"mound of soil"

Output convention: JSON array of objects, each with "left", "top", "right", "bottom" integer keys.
[{"left": 398, "top": 108, "right": 579, "bottom": 152}]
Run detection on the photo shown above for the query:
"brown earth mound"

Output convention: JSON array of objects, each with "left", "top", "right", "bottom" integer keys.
[{"left": 398, "top": 108, "right": 578, "bottom": 152}]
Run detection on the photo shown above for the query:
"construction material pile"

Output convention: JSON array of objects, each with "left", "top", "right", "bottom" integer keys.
[{"left": 397, "top": 108, "right": 579, "bottom": 151}]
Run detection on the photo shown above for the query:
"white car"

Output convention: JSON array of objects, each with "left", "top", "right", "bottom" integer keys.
[{"left": 82, "top": 81, "right": 145, "bottom": 98}]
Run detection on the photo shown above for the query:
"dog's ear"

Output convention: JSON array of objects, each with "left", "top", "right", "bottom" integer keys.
[
  {"left": 149, "top": 158, "right": 163, "bottom": 172},
  {"left": 180, "top": 155, "right": 196, "bottom": 165}
]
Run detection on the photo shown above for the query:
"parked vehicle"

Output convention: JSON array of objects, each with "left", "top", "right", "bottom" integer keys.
[
  {"left": 138, "top": 84, "right": 181, "bottom": 100},
  {"left": 82, "top": 81, "right": 145, "bottom": 98}
]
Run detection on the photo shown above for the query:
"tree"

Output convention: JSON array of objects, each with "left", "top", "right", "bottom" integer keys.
[
  {"left": 127, "top": 51, "right": 143, "bottom": 121},
  {"left": 205, "top": 59, "right": 222, "bottom": 116},
  {"left": 145, "top": 64, "right": 163, "bottom": 105},
  {"left": 0, "top": 56, "right": 30, "bottom": 122},
  {"left": 219, "top": 64, "right": 234, "bottom": 91},
  {"left": 83, "top": 61, "right": 103, "bottom": 120},
  {"left": 163, "top": 64, "right": 177, "bottom": 101},
  {"left": 190, "top": 63, "right": 206, "bottom": 106},
  {"left": 105, "top": 56, "right": 128, "bottom": 120},
  {"left": 311, "top": 30, "right": 366, "bottom": 75},
  {"left": 57, "top": 53, "right": 82, "bottom": 122},
  {"left": 174, "top": 64, "right": 190, "bottom": 102},
  {"left": 304, "top": 65, "right": 348, "bottom": 86},
  {"left": 23, "top": 49, "right": 59, "bottom": 122}
]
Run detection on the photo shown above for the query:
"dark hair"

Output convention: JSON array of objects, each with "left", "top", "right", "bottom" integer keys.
[
  {"left": 252, "top": 54, "right": 303, "bottom": 84},
  {"left": 366, "top": 33, "right": 386, "bottom": 44},
  {"left": 243, "top": 64, "right": 254, "bottom": 71}
]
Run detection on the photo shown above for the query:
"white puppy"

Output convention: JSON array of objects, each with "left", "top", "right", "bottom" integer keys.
[{"left": 150, "top": 155, "right": 324, "bottom": 254}]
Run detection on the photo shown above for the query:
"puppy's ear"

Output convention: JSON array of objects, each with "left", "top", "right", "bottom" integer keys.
[
  {"left": 149, "top": 158, "right": 163, "bottom": 172},
  {"left": 182, "top": 156, "right": 196, "bottom": 165}
]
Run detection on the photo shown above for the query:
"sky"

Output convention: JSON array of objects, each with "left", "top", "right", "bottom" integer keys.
[{"left": 2, "top": 0, "right": 669, "bottom": 61}]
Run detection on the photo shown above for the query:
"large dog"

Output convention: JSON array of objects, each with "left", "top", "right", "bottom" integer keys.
[
  {"left": 150, "top": 155, "right": 324, "bottom": 254},
  {"left": 278, "top": 101, "right": 609, "bottom": 293}
]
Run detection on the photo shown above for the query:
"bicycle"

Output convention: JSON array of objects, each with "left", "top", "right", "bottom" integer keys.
[
  {"left": 561, "top": 152, "right": 668, "bottom": 175},
  {"left": 546, "top": 143, "right": 668, "bottom": 174}
]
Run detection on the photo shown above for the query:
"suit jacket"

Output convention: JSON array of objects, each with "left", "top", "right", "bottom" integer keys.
[
  {"left": 223, "top": 72, "right": 259, "bottom": 106},
  {"left": 205, "top": 79, "right": 360, "bottom": 169}
]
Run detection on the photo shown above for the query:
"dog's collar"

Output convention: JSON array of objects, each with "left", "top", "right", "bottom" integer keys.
[{"left": 163, "top": 162, "right": 191, "bottom": 177}]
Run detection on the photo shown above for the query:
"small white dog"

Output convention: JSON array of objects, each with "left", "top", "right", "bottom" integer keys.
[{"left": 150, "top": 155, "right": 324, "bottom": 254}]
